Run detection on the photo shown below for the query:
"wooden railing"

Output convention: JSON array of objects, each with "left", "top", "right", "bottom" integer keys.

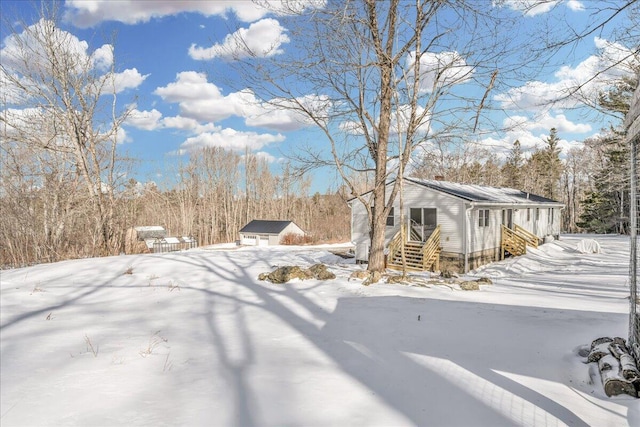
[
  {"left": 500, "top": 225, "right": 527, "bottom": 259},
  {"left": 387, "top": 225, "right": 404, "bottom": 264},
  {"left": 422, "top": 225, "right": 441, "bottom": 271},
  {"left": 514, "top": 224, "right": 539, "bottom": 248},
  {"left": 386, "top": 224, "right": 440, "bottom": 271}
]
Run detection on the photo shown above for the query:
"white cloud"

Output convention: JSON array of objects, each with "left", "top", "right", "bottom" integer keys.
[
  {"left": 566, "top": 0, "right": 585, "bottom": 12},
  {"left": 479, "top": 127, "right": 583, "bottom": 159},
  {"left": 125, "top": 108, "right": 163, "bottom": 130},
  {"left": 495, "top": 37, "right": 638, "bottom": 111},
  {"left": 64, "top": 0, "right": 269, "bottom": 27},
  {"left": 503, "top": 113, "right": 591, "bottom": 134},
  {"left": 339, "top": 120, "right": 366, "bottom": 135},
  {"left": 244, "top": 94, "right": 328, "bottom": 131},
  {"left": 154, "top": 71, "right": 251, "bottom": 122},
  {"left": 155, "top": 72, "right": 326, "bottom": 131},
  {"left": 2, "top": 19, "right": 145, "bottom": 102},
  {"left": 91, "top": 44, "right": 114, "bottom": 71},
  {"left": 189, "top": 19, "right": 289, "bottom": 61},
  {"left": 2, "top": 19, "right": 91, "bottom": 77},
  {"left": 390, "top": 105, "right": 431, "bottom": 137},
  {"left": 110, "top": 68, "right": 149, "bottom": 93},
  {"left": 178, "top": 128, "right": 285, "bottom": 153},
  {"left": 338, "top": 105, "right": 431, "bottom": 137},
  {"left": 406, "top": 51, "right": 474, "bottom": 94},
  {"left": 494, "top": 0, "right": 559, "bottom": 16},
  {"left": 115, "top": 126, "right": 129, "bottom": 144},
  {"left": 64, "top": 0, "right": 325, "bottom": 27},
  {"left": 161, "top": 116, "right": 219, "bottom": 133},
  {"left": 251, "top": 151, "right": 278, "bottom": 163}
]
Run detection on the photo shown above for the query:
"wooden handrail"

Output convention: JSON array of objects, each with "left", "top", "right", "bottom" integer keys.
[
  {"left": 501, "top": 225, "right": 527, "bottom": 259},
  {"left": 422, "top": 225, "right": 441, "bottom": 270},
  {"left": 387, "top": 224, "right": 404, "bottom": 263},
  {"left": 514, "top": 224, "right": 539, "bottom": 248}
]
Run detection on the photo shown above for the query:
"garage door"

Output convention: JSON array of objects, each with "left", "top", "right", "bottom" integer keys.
[
  {"left": 241, "top": 235, "right": 258, "bottom": 245},
  {"left": 257, "top": 235, "right": 269, "bottom": 246}
]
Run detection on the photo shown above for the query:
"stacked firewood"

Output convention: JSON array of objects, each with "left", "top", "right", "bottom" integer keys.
[{"left": 588, "top": 337, "right": 640, "bottom": 397}]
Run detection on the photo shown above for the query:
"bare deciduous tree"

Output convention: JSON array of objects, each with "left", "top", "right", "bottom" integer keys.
[
  {"left": 228, "top": 0, "right": 520, "bottom": 272},
  {"left": 1, "top": 3, "right": 133, "bottom": 257}
]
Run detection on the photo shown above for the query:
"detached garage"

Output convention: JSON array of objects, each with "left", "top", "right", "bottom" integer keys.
[{"left": 238, "top": 220, "right": 305, "bottom": 246}]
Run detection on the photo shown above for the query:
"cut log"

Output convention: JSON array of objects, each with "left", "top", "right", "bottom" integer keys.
[
  {"left": 588, "top": 342, "right": 612, "bottom": 363},
  {"left": 591, "top": 337, "right": 613, "bottom": 348},
  {"left": 599, "top": 355, "right": 638, "bottom": 397},
  {"left": 620, "top": 353, "right": 640, "bottom": 380}
]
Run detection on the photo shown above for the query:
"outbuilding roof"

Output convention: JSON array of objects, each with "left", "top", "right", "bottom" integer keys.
[{"left": 239, "top": 220, "right": 301, "bottom": 234}]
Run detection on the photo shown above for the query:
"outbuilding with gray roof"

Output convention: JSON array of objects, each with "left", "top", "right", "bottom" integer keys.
[{"left": 239, "top": 220, "right": 306, "bottom": 246}]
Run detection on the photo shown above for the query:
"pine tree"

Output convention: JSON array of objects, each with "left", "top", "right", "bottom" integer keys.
[
  {"left": 541, "top": 128, "right": 563, "bottom": 200},
  {"left": 502, "top": 140, "right": 524, "bottom": 189},
  {"left": 577, "top": 74, "right": 638, "bottom": 234},
  {"left": 577, "top": 141, "right": 630, "bottom": 233}
]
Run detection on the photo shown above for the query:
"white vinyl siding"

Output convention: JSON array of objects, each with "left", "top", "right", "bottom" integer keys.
[
  {"left": 349, "top": 180, "right": 563, "bottom": 263},
  {"left": 349, "top": 180, "right": 465, "bottom": 256},
  {"left": 470, "top": 208, "right": 501, "bottom": 254}
]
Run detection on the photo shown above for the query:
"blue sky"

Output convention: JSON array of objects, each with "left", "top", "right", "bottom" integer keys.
[{"left": 2, "top": 0, "right": 637, "bottom": 193}]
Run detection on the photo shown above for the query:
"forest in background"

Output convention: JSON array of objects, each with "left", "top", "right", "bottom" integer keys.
[
  {"left": 0, "top": 147, "right": 351, "bottom": 268},
  {"left": 2, "top": 75, "right": 636, "bottom": 268}
]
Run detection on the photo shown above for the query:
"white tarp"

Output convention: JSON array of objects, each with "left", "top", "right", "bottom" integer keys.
[{"left": 576, "top": 239, "right": 602, "bottom": 254}]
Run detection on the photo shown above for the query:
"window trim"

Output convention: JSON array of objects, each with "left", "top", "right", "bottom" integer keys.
[
  {"left": 478, "top": 209, "right": 489, "bottom": 227},
  {"left": 386, "top": 207, "right": 395, "bottom": 227}
]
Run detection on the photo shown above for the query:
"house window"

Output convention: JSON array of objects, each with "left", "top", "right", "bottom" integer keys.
[
  {"left": 386, "top": 207, "right": 395, "bottom": 226},
  {"left": 549, "top": 208, "right": 554, "bottom": 224},
  {"left": 527, "top": 208, "right": 531, "bottom": 222},
  {"left": 535, "top": 208, "right": 540, "bottom": 221},
  {"left": 478, "top": 209, "right": 490, "bottom": 227}
]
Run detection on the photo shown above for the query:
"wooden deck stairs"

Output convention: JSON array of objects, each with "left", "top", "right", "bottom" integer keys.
[
  {"left": 387, "top": 225, "right": 441, "bottom": 272},
  {"left": 500, "top": 224, "right": 540, "bottom": 259}
]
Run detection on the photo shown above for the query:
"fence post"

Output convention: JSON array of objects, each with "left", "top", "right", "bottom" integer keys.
[{"left": 624, "top": 82, "right": 640, "bottom": 363}]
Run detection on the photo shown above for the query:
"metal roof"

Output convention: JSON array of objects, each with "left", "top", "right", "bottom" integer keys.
[
  {"left": 239, "top": 220, "right": 299, "bottom": 234},
  {"left": 134, "top": 225, "right": 166, "bottom": 239},
  {"left": 405, "top": 177, "right": 562, "bottom": 205}
]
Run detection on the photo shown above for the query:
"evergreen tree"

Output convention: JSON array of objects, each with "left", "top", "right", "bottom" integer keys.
[
  {"left": 577, "top": 74, "right": 638, "bottom": 234},
  {"left": 502, "top": 139, "right": 524, "bottom": 189},
  {"left": 577, "top": 140, "right": 630, "bottom": 233},
  {"left": 541, "top": 128, "right": 563, "bottom": 200}
]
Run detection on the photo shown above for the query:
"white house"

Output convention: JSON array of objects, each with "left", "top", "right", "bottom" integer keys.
[
  {"left": 238, "top": 220, "right": 306, "bottom": 246},
  {"left": 348, "top": 178, "right": 564, "bottom": 272}
]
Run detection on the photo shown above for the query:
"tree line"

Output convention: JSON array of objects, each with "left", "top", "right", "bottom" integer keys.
[{"left": 0, "top": 146, "right": 350, "bottom": 268}]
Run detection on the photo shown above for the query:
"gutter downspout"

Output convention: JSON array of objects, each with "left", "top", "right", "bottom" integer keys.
[{"left": 464, "top": 202, "right": 475, "bottom": 273}]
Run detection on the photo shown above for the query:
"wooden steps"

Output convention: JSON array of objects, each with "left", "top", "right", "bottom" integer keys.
[
  {"left": 500, "top": 224, "right": 539, "bottom": 259},
  {"left": 387, "top": 225, "right": 441, "bottom": 272}
]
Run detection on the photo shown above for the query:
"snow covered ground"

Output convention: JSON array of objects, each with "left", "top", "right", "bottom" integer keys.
[{"left": 1, "top": 234, "right": 637, "bottom": 426}]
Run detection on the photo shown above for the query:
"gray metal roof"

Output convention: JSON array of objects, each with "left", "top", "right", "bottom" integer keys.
[
  {"left": 239, "top": 220, "right": 297, "bottom": 234},
  {"left": 405, "top": 177, "right": 562, "bottom": 205},
  {"left": 134, "top": 226, "right": 166, "bottom": 240}
]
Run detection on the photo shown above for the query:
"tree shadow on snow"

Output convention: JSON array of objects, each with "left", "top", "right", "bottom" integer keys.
[{"left": 155, "top": 248, "right": 631, "bottom": 427}]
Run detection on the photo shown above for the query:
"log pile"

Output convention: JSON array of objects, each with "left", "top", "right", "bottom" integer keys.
[{"left": 588, "top": 337, "right": 640, "bottom": 397}]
